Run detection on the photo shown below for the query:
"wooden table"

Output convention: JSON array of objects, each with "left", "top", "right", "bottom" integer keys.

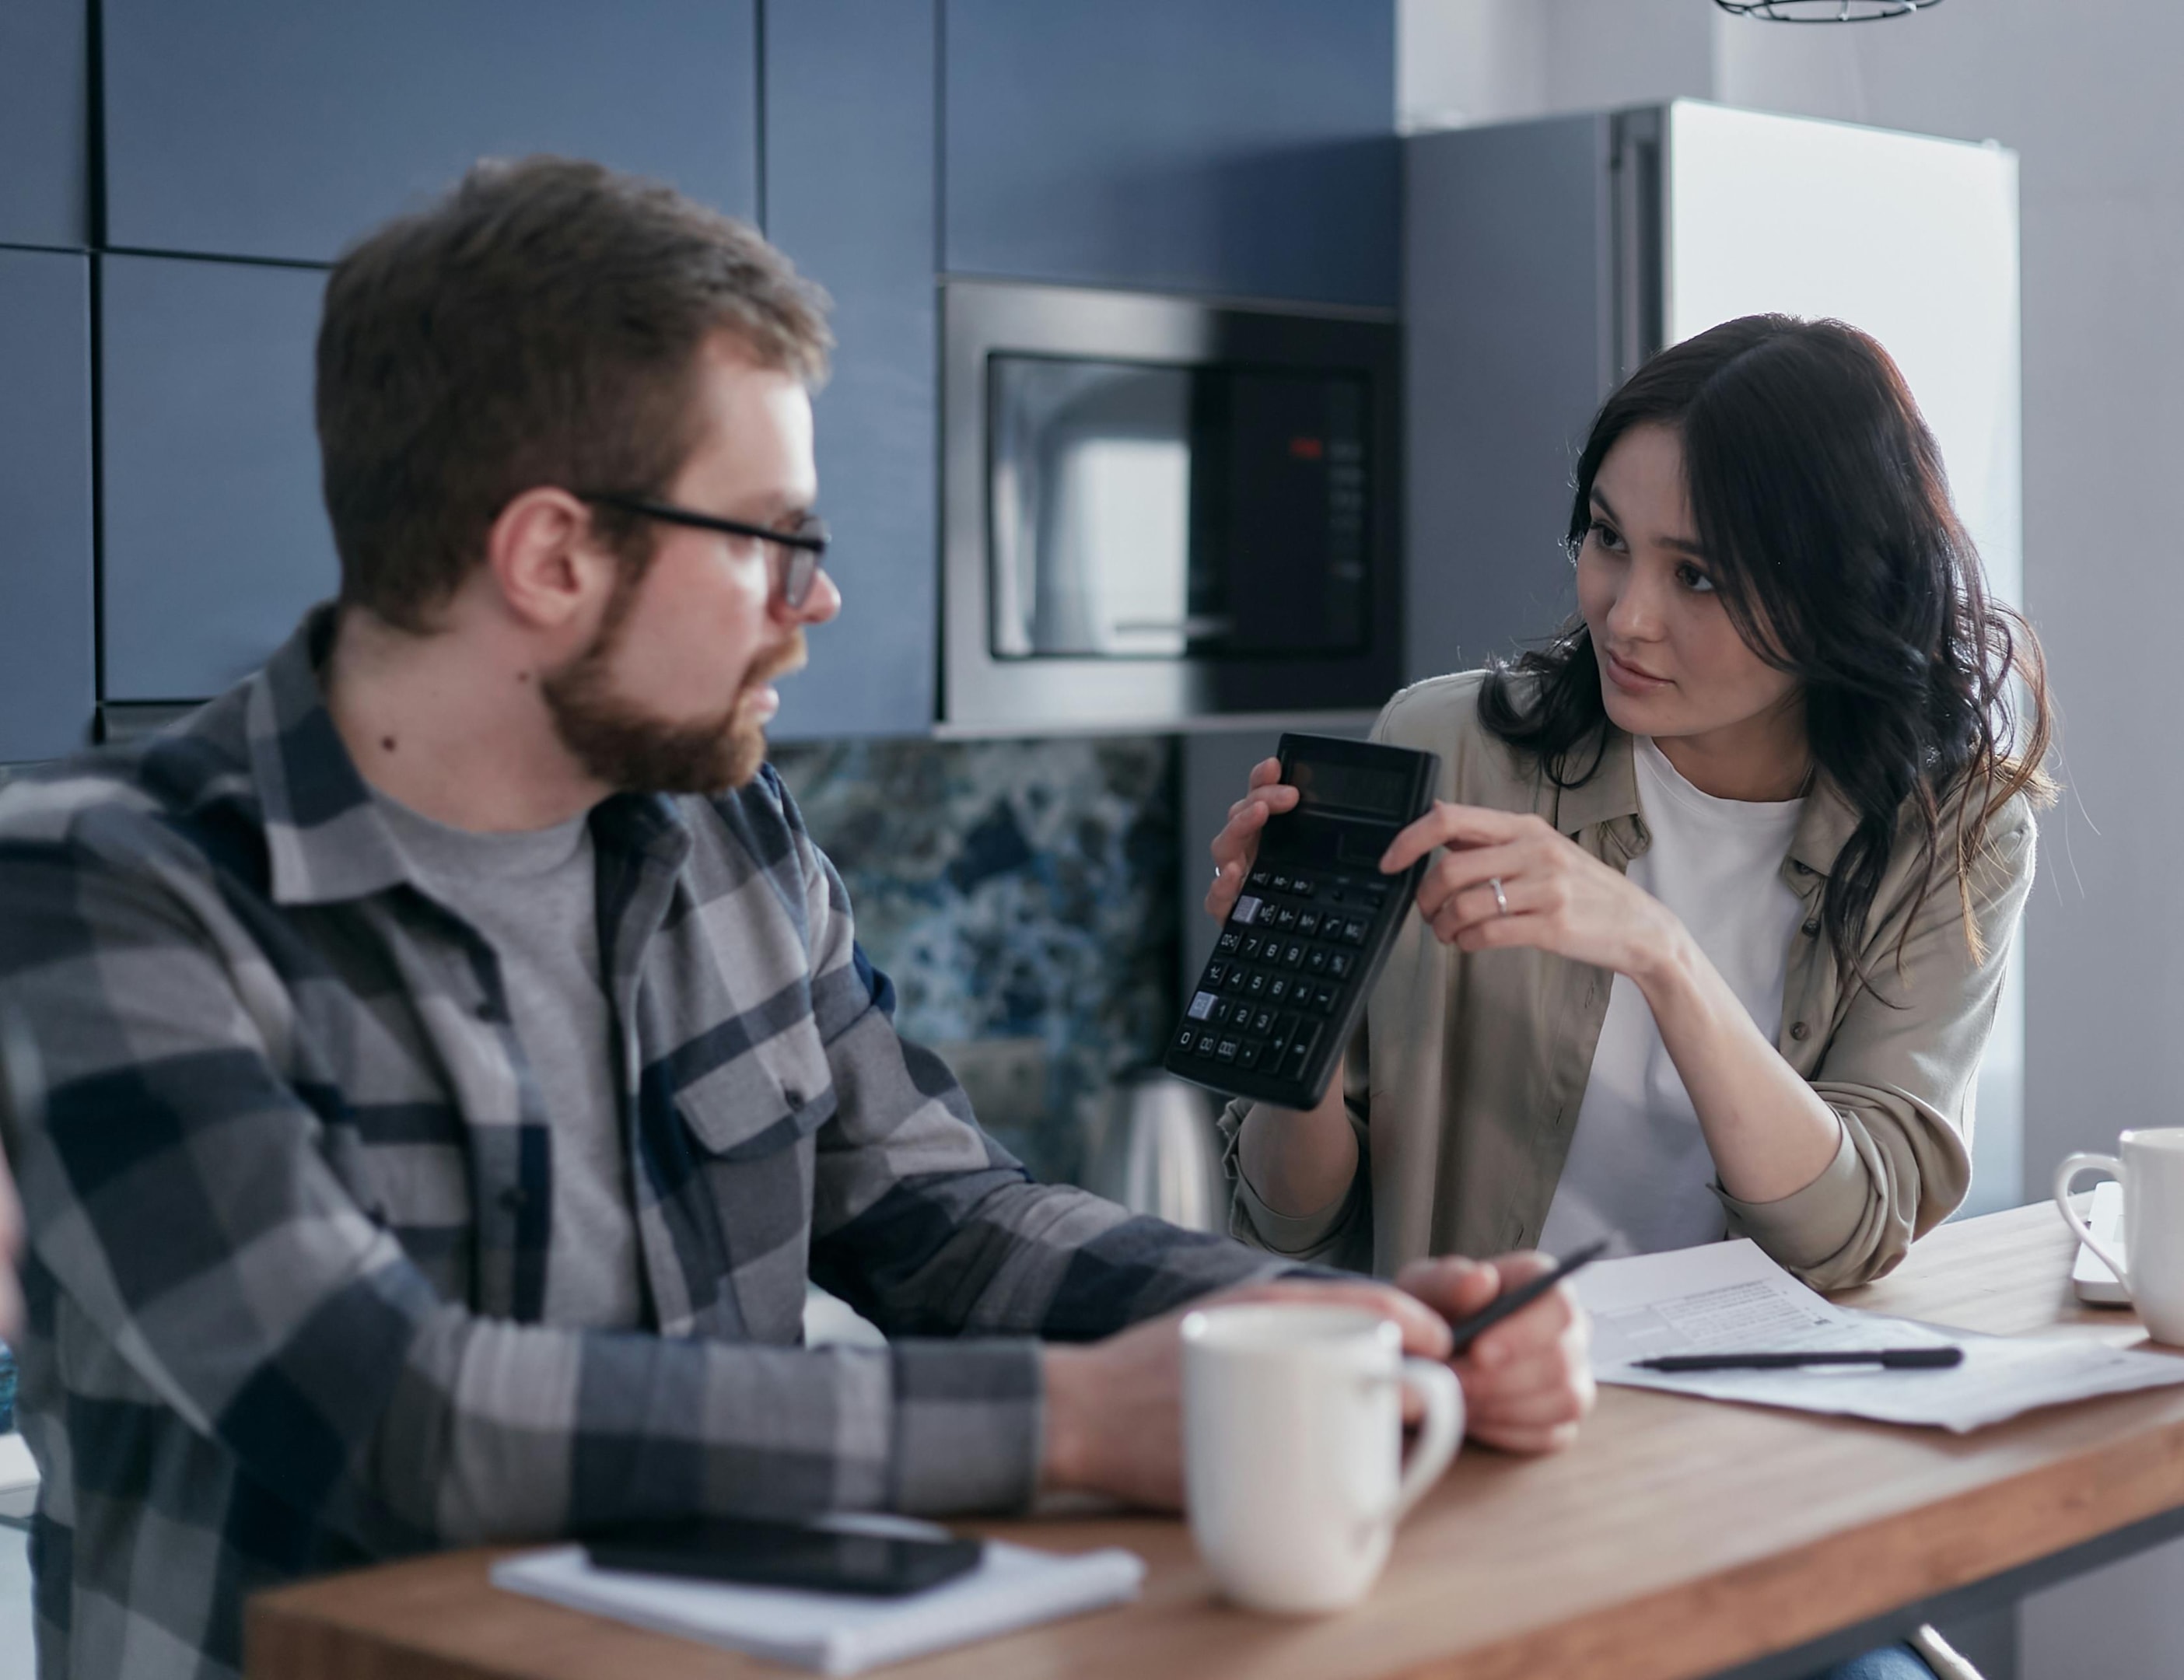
[{"left": 247, "top": 1201, "right": 2184, "bottom": 1680}]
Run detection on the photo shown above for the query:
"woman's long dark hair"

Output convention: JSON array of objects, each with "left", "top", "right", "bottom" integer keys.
[{"left": 1479, "top": 315, "right": 2053, "bottom": 992}]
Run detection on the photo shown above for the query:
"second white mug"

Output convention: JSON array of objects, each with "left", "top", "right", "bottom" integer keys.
[
  {"left": 1180, "top": 1301, "right": 1461, "bottom": 1615},
  {"left": 2055, "top": 1126, "right": 2184, "bottom": 1345}
]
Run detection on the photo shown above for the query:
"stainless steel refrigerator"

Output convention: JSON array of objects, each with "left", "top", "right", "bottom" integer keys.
[{"left": 1405, "top": 99, "right": 2025, "bottom": 1212}]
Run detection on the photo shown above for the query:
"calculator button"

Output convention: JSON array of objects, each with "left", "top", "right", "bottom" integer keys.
[
  {"left": 1187, "top": 991, "right": 1219, "bottom": 1020},
  {"left": 1271, "top": 874, "right": 1290, "bottom": 891},
  {"left": 1241, "top": 936, "right": 1263, "bottom": 960},
  {"left": 1216, "top": 929, "right": 1241, "bottom": 953},
  {"left": 1305, "top": 948, "right": 1330, "bottom": 975},
  {"left": 1251, "top": 1008, "right": 1276, "bottom": 1034},
  {"left": 1206, "top": 961, "right": 1228, "bottom": 987},
  {"left": 1216, "top": 1038, "right": 1240, "bottom": 1064},
  {"left": 1212, "top": 999, "right": 1236, "bottom": 1025},
  {"left": 1313, "top": 984, "right": 1338, "bottom": 1013},
  {"left": 1276, "top": 907, "right": 1298, "bottom": 930},
  {"left": 1267, "top": 976, "right": 1290, "bottom": 1003},
  {"left": 1283, "top": 941, "right": 1306, "bottom": 968},
  {"left": 1292, "top": 877, "right": 1317, "bottom": 898},
  {"left": 1226, "top": 967, "right": 1251, "bottom": 992},
  {"left": 1237, "top": 1041, "right": 1264, "bottom": 1071},
  {"left": 1341, "top": 919, "right": 1368, "bottom": 945},
  {"left": 1174, "top": 1025, "right": 1197, "bottom": 1051},
  {"left": 1195, "top": 1033, "right": 1220, "bottom": 1057},
  {"left": 1246, "top": 972, "right": 1269, "bottom": 998},
  {"left": 1234, "top": 896, "right": 1265, "bottom": 926},
  {"left": 1248, "top": 869, "right": 1272, "bottom": 888},
  {"left": 1326, "top": 951, "right": 1353, "bottom": 980},
  {"left": 1269, "top": 1012, "right": 1300, "bottom": 1052},
  {"left": 1284, "top": 1021, "right": 1324, "bottom": 1079},
  {"left": 1296, "top": 911, "right": 1321, "bottom": 936},
  {"left": 1360, "top": 883, "right": 1388, "bottom": 905}
]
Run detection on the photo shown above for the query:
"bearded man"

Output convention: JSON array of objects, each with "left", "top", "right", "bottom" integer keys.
[{"left": 0, "top": 157, "right": 1590, "bottom": 1680}]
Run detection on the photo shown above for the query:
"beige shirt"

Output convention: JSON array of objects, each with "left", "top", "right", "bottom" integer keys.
[{"left": 1219, "top": 670, "right": 2038, "bottom": 1292}]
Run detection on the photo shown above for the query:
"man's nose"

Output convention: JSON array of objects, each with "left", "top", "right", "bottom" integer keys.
[{"left": 784, "top": 563, "right": 842, "bottom": 628}]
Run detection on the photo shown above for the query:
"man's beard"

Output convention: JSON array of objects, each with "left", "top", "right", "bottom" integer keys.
[{"left": 541, "top": 575, "right": 805, "bottom": 796}]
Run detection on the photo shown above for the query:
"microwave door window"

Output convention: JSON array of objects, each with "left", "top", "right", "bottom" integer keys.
[{"left": 989, "top": 358, "right": 1195, "bottom": 659}]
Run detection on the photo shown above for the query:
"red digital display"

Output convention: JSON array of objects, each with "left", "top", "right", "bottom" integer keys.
[{"left": 1288, "top": 436, "right": 1325, "bottom": 461}]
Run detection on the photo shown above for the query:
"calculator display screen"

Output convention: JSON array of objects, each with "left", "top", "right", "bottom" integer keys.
[{"left": 1289, "top": 759, "right": 1410, "bottom": 821}]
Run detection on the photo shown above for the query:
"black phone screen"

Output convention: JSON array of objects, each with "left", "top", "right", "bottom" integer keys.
[{"left": 583, "top": 1517, "right": 984, "bottom": 1598}]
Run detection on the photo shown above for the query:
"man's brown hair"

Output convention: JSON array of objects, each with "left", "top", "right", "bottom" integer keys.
[{"left": 316, "top": 155, "right": 832, "bottom": 631}]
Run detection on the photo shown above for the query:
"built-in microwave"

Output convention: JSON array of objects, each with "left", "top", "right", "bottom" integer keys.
[{"left": 940, "top": 280, "right": 1401, "bottom": 733}]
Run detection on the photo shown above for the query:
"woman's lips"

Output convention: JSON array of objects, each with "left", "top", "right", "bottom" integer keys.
[{"left": 1605, "top": 649, "right": 1672, "bottom": 695}]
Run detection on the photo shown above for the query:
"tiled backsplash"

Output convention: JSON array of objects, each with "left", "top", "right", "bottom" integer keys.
[{"left": 770, "top": 735, "right": 1179, "bottom": 1183}]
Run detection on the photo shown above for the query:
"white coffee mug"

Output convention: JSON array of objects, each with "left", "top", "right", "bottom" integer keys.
[
  {"left": 2056, "top": 1127, "right": 2184, "bottom": 1345},
  {"left": 1180, "top": 1302, "right": 1462, "bottom": 1615}
]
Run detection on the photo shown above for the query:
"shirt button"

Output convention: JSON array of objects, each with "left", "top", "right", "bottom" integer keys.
[
  {"left": 1790, "top": 1021, "right": 1811, "bottom": 1041},
  {"left": 1801, "top": 919, "right": 1821, "bottom": 937}
]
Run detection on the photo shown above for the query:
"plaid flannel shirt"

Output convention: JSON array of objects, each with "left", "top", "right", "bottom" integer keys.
[{"left": 0, "top": 607, "right": 1276, "bottom": 1680}]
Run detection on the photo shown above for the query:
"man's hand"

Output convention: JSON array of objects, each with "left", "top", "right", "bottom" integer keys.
[
  {"left": 1041, "top": 1278, "right": 1451, "bottom": 1510},
  {"left": 0, "top": 1153, "right": 23, "bottom": 1342},
  {"left": 1039, "top": 1258, "right": 1594, "bottom": 1507},
  {"left": 1396, "top": 1251, "right": 1594, "bottom": 1454}
]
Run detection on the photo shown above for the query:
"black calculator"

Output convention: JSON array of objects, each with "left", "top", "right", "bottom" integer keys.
[{"left": 1164, "top": 733, "right": 1440, "bottom": 1108}]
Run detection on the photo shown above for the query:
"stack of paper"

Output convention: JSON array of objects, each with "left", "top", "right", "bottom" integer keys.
[
  {"left": 1576, "top": 1240, "right": 2184, "bottom": 1433},
  {"left": 492, "top": 1515, "right": 1143, "bottom": 1675}
]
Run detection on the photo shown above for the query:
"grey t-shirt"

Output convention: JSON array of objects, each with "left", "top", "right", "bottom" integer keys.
[{"left": 376, "top": 793, "right": 644, "bottom": 1329}]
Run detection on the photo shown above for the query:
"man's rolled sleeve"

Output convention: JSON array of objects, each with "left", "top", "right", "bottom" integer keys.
[{"left": 887, "top": 1339, "right": 1045, "bottom": 1514}]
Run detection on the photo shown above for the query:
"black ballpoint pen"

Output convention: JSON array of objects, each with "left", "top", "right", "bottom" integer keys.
[
  {"left": 1633, "top": 1346, "right": 1964, "bottom": 1373},
  {"left": 1443, "top": 1237, "right": 1610, "bottom": 1355}
]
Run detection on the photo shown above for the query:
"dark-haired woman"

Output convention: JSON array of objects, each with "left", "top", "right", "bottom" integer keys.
[
  {"left": 1213, "top": 310, "right": 2049, "bottom": 1293},
  {"left": 1210, "top": 315, "right": 2047, "bottom": 1678}
]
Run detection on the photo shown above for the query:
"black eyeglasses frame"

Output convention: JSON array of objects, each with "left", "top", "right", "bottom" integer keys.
[{"left": 577, "top": 492, "right": 829, "bottom": 608}]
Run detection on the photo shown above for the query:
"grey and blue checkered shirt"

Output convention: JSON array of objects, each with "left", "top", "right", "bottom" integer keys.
[{"left": 0, "top": 608, "right": 1273, "bottom": 1680}]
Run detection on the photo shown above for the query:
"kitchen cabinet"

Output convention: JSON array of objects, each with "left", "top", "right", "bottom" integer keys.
[
  {"left": 0, "top": 250, "right": 94, "bottom": 761},
  {"left": 943, "top": 0, "right": 1396, "bottom": 306},
  {"left": 762, "top": 0, "right": 939, "bottom": 740},
  {"left": 0, "top": 0, "right": 89, "bottom": 249},
  {"left": 100, "top": 256, "right": 334, "bottom": 702},
  {"left": 102, "top": 0, "right": 758, "bottom": 264}
]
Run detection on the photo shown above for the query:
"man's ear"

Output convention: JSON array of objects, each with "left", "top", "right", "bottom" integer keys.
[{"left": 485, "top": 488, "right": 614, "bottom": 632}]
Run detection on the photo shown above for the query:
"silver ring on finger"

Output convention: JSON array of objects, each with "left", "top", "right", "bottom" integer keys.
[{"left": 1489, "top": 876, "right": 1510, "bottom": 918}]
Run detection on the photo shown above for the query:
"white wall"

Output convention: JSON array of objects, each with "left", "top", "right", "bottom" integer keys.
[{"left": 1399, "top": 2, "right": 2184, "bottom": 1674}]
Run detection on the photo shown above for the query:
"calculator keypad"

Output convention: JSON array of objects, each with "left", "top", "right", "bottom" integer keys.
[{"left": 1181, "top": 866, "right": 1390, "bottom": 1087}]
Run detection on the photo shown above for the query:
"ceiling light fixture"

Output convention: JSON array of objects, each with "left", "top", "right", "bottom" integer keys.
[{"left": 1714, "top": 0, "right": 1942, "bottom": 19}]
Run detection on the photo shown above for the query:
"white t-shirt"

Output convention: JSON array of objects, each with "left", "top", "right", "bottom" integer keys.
[{"left": 1537, "top": 736, "right": 1807, "bottom": 1259}]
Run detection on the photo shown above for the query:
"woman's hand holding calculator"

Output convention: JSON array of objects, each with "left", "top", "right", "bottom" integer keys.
[{"left": 1205, "top": 756, "right": 1299, "bottom": 923}]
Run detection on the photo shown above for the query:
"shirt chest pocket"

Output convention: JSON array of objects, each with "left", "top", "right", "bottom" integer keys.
[{"left": 671, "top": 1011, "right": 835, "bottom": 1161}]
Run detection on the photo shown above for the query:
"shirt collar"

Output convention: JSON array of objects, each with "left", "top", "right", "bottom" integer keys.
[
  {"left": 1549, "top": 725, "right": 1862, "bottom": 880},
  {"left": 244, "top": 604, "right": 691, "bottom": 907}
]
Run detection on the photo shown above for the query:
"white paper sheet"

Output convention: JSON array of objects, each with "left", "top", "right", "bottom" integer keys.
[
  {"left": 492, "top": 1515, "right": 1144, "bottom": 1676},
  {"left": 1577, "top": 1240, "right": 2184, "bottom": 1433}
]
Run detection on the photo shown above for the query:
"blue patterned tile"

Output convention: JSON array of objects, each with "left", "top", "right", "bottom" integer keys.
[{"left": 769, "top": 737, "right": 1177, "bottom": 1181}]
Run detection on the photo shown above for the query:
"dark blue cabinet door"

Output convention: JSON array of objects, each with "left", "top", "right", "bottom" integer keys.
[
  {"left": 943, "top": 0, "right": 1396, "bottom": 306},
  {"left": 764, "top": 0, "right": 938, "bottom": 740},
  {"left": 103, "top": 0, "right": 758, "bottom": 264},
  {"left": 0, "top": 0, "right": 89, "bottom": 248},
  {"left": 0, "top": 250, "right": 94, "bottom": 760},
  {"left": 101, "top": 256, "right": 334, "bottom": 702}
]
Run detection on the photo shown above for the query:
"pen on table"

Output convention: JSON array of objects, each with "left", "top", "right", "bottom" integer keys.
[
  {"left": 1633, "top": 1347, "right": 1965, "bottom": 1373},
  {"left": 1444, "top": 1237, "right": 1610, "bottom": 1356}
]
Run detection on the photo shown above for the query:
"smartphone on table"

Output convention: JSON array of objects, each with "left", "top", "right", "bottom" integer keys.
[{"left": 583, "top": 1515, "right": 983, "bottom": 1598}]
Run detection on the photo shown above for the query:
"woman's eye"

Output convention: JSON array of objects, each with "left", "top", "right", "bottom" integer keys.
[
  {"left": 1589, "top": 520, "right": 1625, "bottom": 553},
  {"left": 1676, "top": 562, "right": 1717, "bottom": 594}
]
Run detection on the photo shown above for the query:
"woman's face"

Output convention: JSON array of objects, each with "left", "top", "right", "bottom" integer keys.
[{"left": 1574, "top": 422, "right": 1802, "bottom": 756}]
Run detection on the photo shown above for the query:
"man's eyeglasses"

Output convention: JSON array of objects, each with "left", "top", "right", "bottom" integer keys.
[{"left": 578, "top": 492, "right": 829, "bottom": 610}]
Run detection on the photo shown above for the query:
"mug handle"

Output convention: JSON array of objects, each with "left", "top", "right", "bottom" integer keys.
[
  {"left": 2054, "top": 1152, "right": 2130, "bottom": 1292},
  {"left": 1388, "top": 1357, "right": 1464, "bottom": 1525}
]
